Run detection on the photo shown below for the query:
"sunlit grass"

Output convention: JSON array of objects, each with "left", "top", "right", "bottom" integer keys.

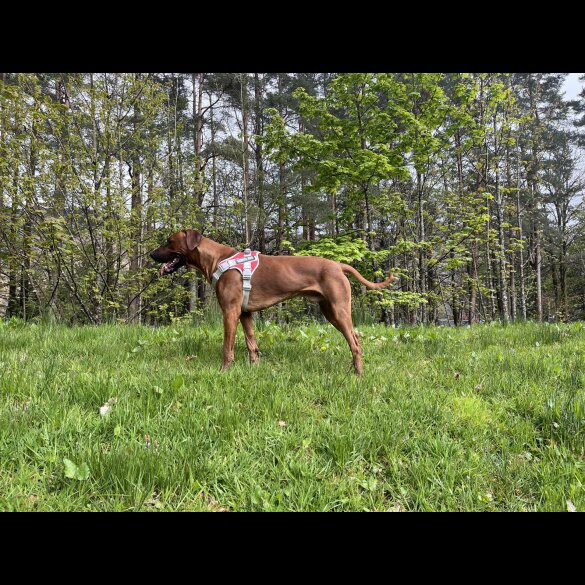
[{"left": 1, "top": 319, "right": 584, "bottom": 511}]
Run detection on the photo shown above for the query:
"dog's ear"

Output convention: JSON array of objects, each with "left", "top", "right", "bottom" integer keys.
[{"left": 185, "top": 229, "right": 203, "bottom": 251}]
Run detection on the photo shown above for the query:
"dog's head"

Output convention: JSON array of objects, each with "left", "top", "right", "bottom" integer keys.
[{"left": 150, "top": 229, "right": 203, "bottom": 276}]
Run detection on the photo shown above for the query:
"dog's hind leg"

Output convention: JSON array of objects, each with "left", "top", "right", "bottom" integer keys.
[
  {"left": 319, "top": 299, "right": 362, "bottom": 376},
  {"left": 240, "top": 311, "right": 260, "bottom": 364}
]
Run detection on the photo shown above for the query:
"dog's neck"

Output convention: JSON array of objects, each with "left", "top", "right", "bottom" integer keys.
[{"left": 190, "top": 237, "right": 236, "bottom": 283}]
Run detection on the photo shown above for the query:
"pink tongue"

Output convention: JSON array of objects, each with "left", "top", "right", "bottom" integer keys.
[{"left": 160, "top": 264, "right": 169, "bottom": 276}]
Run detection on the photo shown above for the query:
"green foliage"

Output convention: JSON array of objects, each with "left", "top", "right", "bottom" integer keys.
[
  {"left": 63, "top": 459, "right": 90, "bottom": 481},
  {"left": 266, "top": 73, "right": 414, "bottom": 195},
  {"left": 369, "top": 288, "right": 427, "bottom": 309},
  {"left": 295, "top": 236, "right": 368, "bottom": 263},
  {"left": 0, "top": 72, "right": 581, "bottom": 326}
]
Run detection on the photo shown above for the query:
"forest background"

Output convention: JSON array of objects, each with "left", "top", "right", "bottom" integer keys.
[{"left": 1, "top": 73, "right": 584, "bottom": 327}]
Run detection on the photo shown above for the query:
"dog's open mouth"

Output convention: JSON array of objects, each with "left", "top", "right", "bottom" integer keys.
[{"left": 160, "top": 255, "right": 185, "bottom": 276}]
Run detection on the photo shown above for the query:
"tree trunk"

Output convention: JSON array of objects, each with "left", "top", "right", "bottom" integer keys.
[
  {"left": 276, "top": 74, "right": 286, "bottom": 252},
  {"left": 485, "top": 194, "right": 497, "bottom": 320},
  {"left": 451, "top": 253, "right": 460, "bottom": 326},
  {"left": 551, "top": 259, "right": 559, "bottom": 315},
  {"left": 494, "top": 144, "right": 509, "bottom": 321},
  {"left": 254, "top": 73, "right": 266, "bottom": 253},
  {"left": 129, "top": 74, "right": 143, "bottom": 323},
  {"left": 364, "top": 186, "right": 373, "bottom": 248},
  {"left": 104, "top": 155, "right": 115, "bottom": 320},
  {"left": 505, "top": 143, "right": 516, "bottom": 320},
  {"left": 7, "top": 174, "right": 19, "bottom": 317},
  {"left": 89, "top": 73, "right": 103, "bottom": 323},
  {"left": 0, "top": 72, "right": 7, "bottom": 317},
  {"left": 191, "top": 73, "right": 206, "bottom": 314},
  {"left": 210, "top": 97, "right": 218, "bottom": 231},
  {"left": 193, "top": 72, "right": 205, "bottom": 208},
  {"left": 277, "top": 161, "right": 286, "bottom": 252},
  {"left": 527, "top": 74, "right": 543, "bottom": 321},
  {"left": 241, "top": 74, "right": 251, "bottom": 244},
  {"left": 468, "top": 242, "right": 479, "bottom": 325},
  {"left": 560, "top": 237, "right": 567, "bottom": 319},
  {"left": 516, "top": 178, "right": 527, "bottom": 319},
  {"left": 417, "top": 172, "right": 427, "bottom": 324},
  {"left": 167, "top": 74, "right": 177, "bottom": 206},
  {"left": 509, "top": 248, "right": 517, "bottom": 320},
  {"left": 534, "top": 225, "right": 543, "bottom": 321}
]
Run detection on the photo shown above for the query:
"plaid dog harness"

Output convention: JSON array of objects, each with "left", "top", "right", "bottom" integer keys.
[{"left": 211, "top": 249, "right": 261, "bottom": 312}]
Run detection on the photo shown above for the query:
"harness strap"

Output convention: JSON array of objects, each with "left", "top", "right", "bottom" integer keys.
[
  {"left": 211, "top": 248, "right": 258, "bottom": 311},
  {"left": 241, "top": 258, "right": 253, "bottom": 311},
  {"left": 211, "top": 264, "right": 227, "bottom": 287}
]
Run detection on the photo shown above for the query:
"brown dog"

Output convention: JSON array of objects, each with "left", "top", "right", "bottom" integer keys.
[{"left": 150, "top": 229, "right": 394, "bottom": 375}]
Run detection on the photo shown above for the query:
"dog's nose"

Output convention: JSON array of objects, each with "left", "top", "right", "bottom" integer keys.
[{"left": 150, "top": 250, "right": 158, "bottom": 261}]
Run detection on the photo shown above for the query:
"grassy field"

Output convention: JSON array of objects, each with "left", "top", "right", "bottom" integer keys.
[{"left": 1, "top": 318, "right": 584, "bottom": 511}]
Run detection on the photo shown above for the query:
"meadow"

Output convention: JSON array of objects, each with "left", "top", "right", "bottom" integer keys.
[{"left": 1, "top": 318, "right": 584, "bottom": 511}]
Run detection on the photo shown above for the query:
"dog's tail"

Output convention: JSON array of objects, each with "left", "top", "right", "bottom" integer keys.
[{"left": 340, "top": 264, "right": 395, "bottom": 289}]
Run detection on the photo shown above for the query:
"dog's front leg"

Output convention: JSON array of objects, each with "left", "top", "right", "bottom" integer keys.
[
  {"left": 240, "top": 311, "right": 260, "bottom": 364},
  {"left": 221, "top": 308, "right": 240, "bottom": 371}
]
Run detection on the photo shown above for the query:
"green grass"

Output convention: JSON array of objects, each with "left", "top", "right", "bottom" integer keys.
[{"left": 1, "top": 319, "right": 584, "bottom": 511}]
